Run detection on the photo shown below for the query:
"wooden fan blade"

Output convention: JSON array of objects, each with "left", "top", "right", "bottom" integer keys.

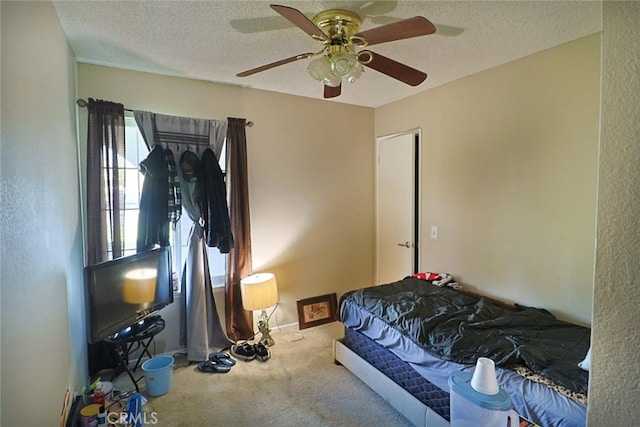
[
  {"left": 237, "top": 53, "right": 314, "bottom": 77},
  {"left": 363, "top": 51, "right": 427, "bottom": 86},
  {"left": 270, "top": 4, "right": 328, "bottom": 41},
  {"left": 324, "top": 84, "right": 342, "bottom": 99},
  {"left": 355, "top": 16, "right": 436, "bottom": 46}
]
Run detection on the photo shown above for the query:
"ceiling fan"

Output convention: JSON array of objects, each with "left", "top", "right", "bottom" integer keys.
[{"left": 236, "top": 4, "right": 436, "bottom": 99}]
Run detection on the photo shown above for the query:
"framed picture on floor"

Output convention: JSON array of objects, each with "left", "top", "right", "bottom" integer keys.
[{"left": 296, "top": 293, "right": 338, "bottom": 330}]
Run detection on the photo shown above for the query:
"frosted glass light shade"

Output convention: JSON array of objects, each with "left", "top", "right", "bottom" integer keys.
[
  {"left": 323, "top": 73, "right": 342, "bottom": 87},
  {"left": 123, "top": 268, "right": 157, "bottom": 304},
  {"left": 308, "top": 57, "right": 332, "bottom": 82},
  {"left": 240, "top": 273, "right": 279, "bottom": 311},
  {"left": 345, "top": 61, "right": 364, "bottom": 83},
  {"left": 330, "top": 52, "right": 355, "bottom": 76}
]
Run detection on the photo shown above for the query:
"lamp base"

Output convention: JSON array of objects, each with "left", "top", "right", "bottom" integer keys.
[{"left": 257, "top": 310, "right": 275, "bottom": 347}]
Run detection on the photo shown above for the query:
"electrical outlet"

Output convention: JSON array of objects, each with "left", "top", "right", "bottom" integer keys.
[{"left": 430, "top": 225, "right": 439, "bottom": 240}]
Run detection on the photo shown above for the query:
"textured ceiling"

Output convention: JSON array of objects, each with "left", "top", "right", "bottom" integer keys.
[{"left": 52, "top": 1, "right": 602, "bottom": 108}]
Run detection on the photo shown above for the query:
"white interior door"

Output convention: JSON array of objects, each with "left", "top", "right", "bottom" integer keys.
[{"left": 376, "top": 131, "right": 420, "bottom": 284}]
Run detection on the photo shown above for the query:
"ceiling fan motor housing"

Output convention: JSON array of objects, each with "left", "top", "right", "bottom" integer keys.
[
  {"left": 312, "top": 9, "right": 370, "bottom": 75},
  {"left": 312, "top": 9, "right": 362, "bottom": 44}
]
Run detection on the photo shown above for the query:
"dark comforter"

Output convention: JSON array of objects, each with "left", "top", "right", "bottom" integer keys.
[{"left": 341, "top": 277, "right": 590, "bottom": 395}]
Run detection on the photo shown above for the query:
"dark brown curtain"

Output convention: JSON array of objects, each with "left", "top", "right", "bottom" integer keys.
[
  {"left": 86, "top": 99, "right": 125, "bottom": 265},
  {"left": 225, "top": 117, "right": 254, "bottom": 341}
]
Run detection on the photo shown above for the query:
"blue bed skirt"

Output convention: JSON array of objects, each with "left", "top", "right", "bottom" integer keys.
[{"left": 343, "top": 326, "right": 451, "bottom": 421}]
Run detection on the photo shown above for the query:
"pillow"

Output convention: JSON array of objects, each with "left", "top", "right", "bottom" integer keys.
[
  {"left": 411, "top": 272, "right": 441, "bottom": 281},
  {"left": 578, "top": 347, "right": 591, "bottom": 371}
]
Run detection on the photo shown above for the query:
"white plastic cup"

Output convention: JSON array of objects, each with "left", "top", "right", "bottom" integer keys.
[{"left": 470, "top": 357, "right": 499, "bottom": 395}]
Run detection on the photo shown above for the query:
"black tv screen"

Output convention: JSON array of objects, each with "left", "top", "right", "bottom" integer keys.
[{"left": 85, "top": 246, "right": 173, "bottom": 344}]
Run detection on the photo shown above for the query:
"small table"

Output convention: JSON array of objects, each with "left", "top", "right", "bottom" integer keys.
[{"left": 105, "top": 316, "right": 165, "bottom": 392}]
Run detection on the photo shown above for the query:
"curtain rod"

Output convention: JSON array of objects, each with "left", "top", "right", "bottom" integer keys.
[{"left": 75, "top": 99, "right": 254, "bottom": 127}]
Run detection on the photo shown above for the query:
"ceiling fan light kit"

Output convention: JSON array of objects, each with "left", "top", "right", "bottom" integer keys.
[
  {"left": 308, "top": 51, "right": 363, "bottom": 87},
  {"left": 236, "top": 4, "right": 436, "bottom": 99}
]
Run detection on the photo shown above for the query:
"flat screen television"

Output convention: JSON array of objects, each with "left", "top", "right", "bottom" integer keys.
[{"left": 85, "top": 246, "right": 173, "bottom": 344}]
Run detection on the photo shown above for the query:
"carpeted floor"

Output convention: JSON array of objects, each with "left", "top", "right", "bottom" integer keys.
[{"left": 111, "top": 322, "right": 412, "bottom": 426}]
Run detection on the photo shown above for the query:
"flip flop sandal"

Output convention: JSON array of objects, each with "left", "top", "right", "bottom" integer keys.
[
  {"left": 197, "top": 359, "right": 231, "bottom": 374},
  {"left": 208, "top": 352, "right": 236, "bottom": 366}
]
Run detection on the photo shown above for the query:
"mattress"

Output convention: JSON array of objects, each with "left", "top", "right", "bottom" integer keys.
[
  {"left": 340, "top": 293, "right": 587, "bottom": 427},
  {"left": 343, "top": 326, "right": 451, "bottom": 421}
]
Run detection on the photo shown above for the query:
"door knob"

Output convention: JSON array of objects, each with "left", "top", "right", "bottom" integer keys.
[{"left": 397, "top": 241, "right": 411, "bottom": 248}]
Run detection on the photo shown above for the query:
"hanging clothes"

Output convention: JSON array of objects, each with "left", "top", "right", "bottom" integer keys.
[
  {"left": 165, "top": 147, "right": 181, "bottom": 228},
  {"left": 200, "top": 148, "right": 234, "bottom": 253},
  {"left": 137, "top": 144, "right": 170, "bottom": 251},
  {"left": 134, "top": 110, "right": 233, "bottom": 361}
]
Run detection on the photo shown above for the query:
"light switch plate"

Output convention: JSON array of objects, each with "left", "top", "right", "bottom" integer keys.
[{"left": 430, "top": 225, "right": 439, "bottom": 240}]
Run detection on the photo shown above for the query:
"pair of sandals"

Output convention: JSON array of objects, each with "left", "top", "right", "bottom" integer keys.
[
  {"left": 231, "top": 341, "right": 271, "bottom": 362},
  {"left": 197, "top": 351, "right": 236, "bottom": 374}
]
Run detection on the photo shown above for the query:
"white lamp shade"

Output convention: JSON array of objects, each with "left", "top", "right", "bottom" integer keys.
[
  {"left": 123, "top": 268, "right": 157, "bottom": 304},
  {"left": 240, "top": 273, "right": 279, "bottom": 311}
]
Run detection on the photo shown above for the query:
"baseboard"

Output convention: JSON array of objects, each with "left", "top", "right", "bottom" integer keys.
[{"left": 270, "top": 322, "right": 300, "bottom": 332}]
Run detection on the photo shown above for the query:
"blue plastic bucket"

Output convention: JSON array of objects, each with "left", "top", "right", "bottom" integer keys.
[{"left": 141, "top": 355, "right": 174, "bottom": 396}]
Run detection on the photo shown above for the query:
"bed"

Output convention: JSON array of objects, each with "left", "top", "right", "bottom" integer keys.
[{"left": 333, "top": 276, "right": 589, "bottom": 427}]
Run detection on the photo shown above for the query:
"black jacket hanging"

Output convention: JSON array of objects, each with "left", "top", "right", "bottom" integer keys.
[
  {"left": 165, "top": 147, "right": 181, "bottom": 228},
  {"left": 199, "top": 148, "right": 234, "bottom": 253},
  {"left": 137, "top": 144, "right": 170, "bottom": 251}
]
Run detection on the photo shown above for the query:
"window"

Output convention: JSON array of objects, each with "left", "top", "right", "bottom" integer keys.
[
  {"left": 100, "top": 115, "right": 146, "bottom": 259},
  {"left": 120, "top": 117, "right": 147, "bottom": 257},
  {"left": 121, "top": 116, "right": 228, "bottom": 292}
]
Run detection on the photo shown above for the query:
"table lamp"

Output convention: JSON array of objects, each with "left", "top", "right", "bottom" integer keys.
[
  {"left": 240, "top": 272, "right": 279, "bottom": 346},
  {"left": 123, "top": 268, "right": 157, "bottom": 304}
]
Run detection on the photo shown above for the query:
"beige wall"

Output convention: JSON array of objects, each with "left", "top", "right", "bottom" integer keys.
[
  {"left": 375, "top": 34, "right": 600, "bottom": 326},
  {"left": 77, "top": 64, "right": 375, "bottom": 342},
  {"left": 589, "top": 2, "right": 640, "bottom": 424},
  {"left": 1, "top": 1, "right": 85, "bottom": 425},
  {"left": 241, "top": 89, "right": 375, "bottom": 325}
]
